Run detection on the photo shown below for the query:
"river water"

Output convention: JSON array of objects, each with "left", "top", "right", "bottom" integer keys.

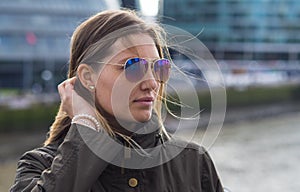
[
  {"left": 206, "top": 112, "right": 300, "bottom": 192},
  {"left": 1, "top": 112, "right": 299, "bottom": 191}
]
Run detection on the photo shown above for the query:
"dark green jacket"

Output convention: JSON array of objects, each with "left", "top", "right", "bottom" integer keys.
[{"left": 10, "top": 124, "right": 223, "bottom": 192}]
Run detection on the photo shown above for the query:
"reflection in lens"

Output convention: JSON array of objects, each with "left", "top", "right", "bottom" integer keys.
[
  {"left": 153, "top": 59, "right": 171, "bottom": 83},
  {"left": 125, "top": 58, "right": 148, "bottom": 82}
]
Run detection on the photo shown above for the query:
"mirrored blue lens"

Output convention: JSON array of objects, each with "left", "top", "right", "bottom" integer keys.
[{"left": 125, "top": 58, "right": 148, "bottom": 82}]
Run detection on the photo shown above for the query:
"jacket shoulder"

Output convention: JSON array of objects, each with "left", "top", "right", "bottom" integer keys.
[
  {"left": 167, "top": 137, "right": 205, "bottom": 151},
  {"left": 166, "top": 136, "right": 207, "bottom": 154}
]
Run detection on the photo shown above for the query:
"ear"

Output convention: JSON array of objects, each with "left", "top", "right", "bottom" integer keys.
[{"left": 76, "top": 64, "right": 97, "bottom": 90}]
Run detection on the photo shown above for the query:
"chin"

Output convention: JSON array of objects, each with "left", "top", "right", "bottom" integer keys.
[{"left": 133, "top": 111, "right": 152, "bottom": 123}]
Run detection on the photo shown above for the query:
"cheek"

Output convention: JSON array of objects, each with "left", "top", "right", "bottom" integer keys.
[
  {"left": 94, "top": 69, "right": 116, "bottom": 114},
  {"left": 95, "top": 80, "right": 113, "bottom": 113},
  {"left": 95, "top": 69, "right": 132, "bottom": 116}
]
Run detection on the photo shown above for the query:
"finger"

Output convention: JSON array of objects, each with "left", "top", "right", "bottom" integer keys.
[
  {"left": 57, "top": 79, "right": 69, "bottom": 97},
  {"left": 57, "top": 81, "right": 66, "bottom": 98},
  {"left": 64, "top": 80, "right": 73, "bottom": 90},
  {"left": 68, "top": 76, "right": 77, "bottom": 86},
  {"left": 64, "top": 77, "right": 77, "bottom": 90},
  {"left": 58, "top": 82, "right": 63, "bottom": 91},
  {"left": 56, "top": 79, "right": 77, "bottom": 118},
  {"left": 58, "top": 79, "right": 73, "bottom": 101},
  {"left": 64, "top": 81, "right": 74, "bottom": 100}
]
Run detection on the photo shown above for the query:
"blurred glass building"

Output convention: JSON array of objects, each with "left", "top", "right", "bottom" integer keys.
[
  {"left": 163, "top": 0, "right": 300, "bottom": 59},
  {"left": 162, "top": 0, "right": 300, "bottom": 86},
  {"left": 0, "top": 0, "right": 119, "bottom": 91},
  {"left": 1, "top": 0, "right": 300, "bottom": 91}
]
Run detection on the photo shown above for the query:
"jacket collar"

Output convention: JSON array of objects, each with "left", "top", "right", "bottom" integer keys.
[{"left": 100, "top": 109, "right": 164, "bottom": 149}]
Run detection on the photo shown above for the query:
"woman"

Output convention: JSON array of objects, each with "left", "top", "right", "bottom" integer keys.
[{"left": 10, "top": 10, "right": 223, "bottom": 192}]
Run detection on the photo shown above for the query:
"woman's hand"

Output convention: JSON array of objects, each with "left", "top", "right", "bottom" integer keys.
[{"left": 58, "top": 77, "right": 95, "bottom": 118}]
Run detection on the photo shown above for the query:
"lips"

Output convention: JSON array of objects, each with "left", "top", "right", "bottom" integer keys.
[{"left": 133, "top": 96, "right": 154, "bottom": 102}]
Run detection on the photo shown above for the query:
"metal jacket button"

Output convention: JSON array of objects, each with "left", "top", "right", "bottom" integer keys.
[{"left": 128, "top": 178, "right": 138, "bottom": 187}]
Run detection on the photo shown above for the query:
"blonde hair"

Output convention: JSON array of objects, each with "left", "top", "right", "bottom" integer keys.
[{"left": 44, "top": 10, "right": 170, "bottom": 145}]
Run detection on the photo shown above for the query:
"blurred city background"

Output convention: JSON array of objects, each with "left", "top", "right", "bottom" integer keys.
[{"left": 0, "top": 0, "right": 300, "bottom": 191}]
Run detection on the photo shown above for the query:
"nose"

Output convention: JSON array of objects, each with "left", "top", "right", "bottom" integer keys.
[{"left": 140, "top": 70, "right": 159, "bottom": 91}]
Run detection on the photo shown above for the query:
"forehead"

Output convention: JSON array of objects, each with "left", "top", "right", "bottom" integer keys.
[{"left": 106, "top": 33, "right": 159, "bottom": 61}]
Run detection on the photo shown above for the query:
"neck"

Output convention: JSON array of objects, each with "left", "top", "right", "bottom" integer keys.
[
  {"left": 97, "top": 105, "right": 161, "bottom": 137},
  {"left": 97, "top": 107, "right": 142, "bottom": 136}
]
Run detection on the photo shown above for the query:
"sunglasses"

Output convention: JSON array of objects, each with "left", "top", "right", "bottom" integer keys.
[{"left": 106, "top": 58, "right": 171, "bottom": 83}]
